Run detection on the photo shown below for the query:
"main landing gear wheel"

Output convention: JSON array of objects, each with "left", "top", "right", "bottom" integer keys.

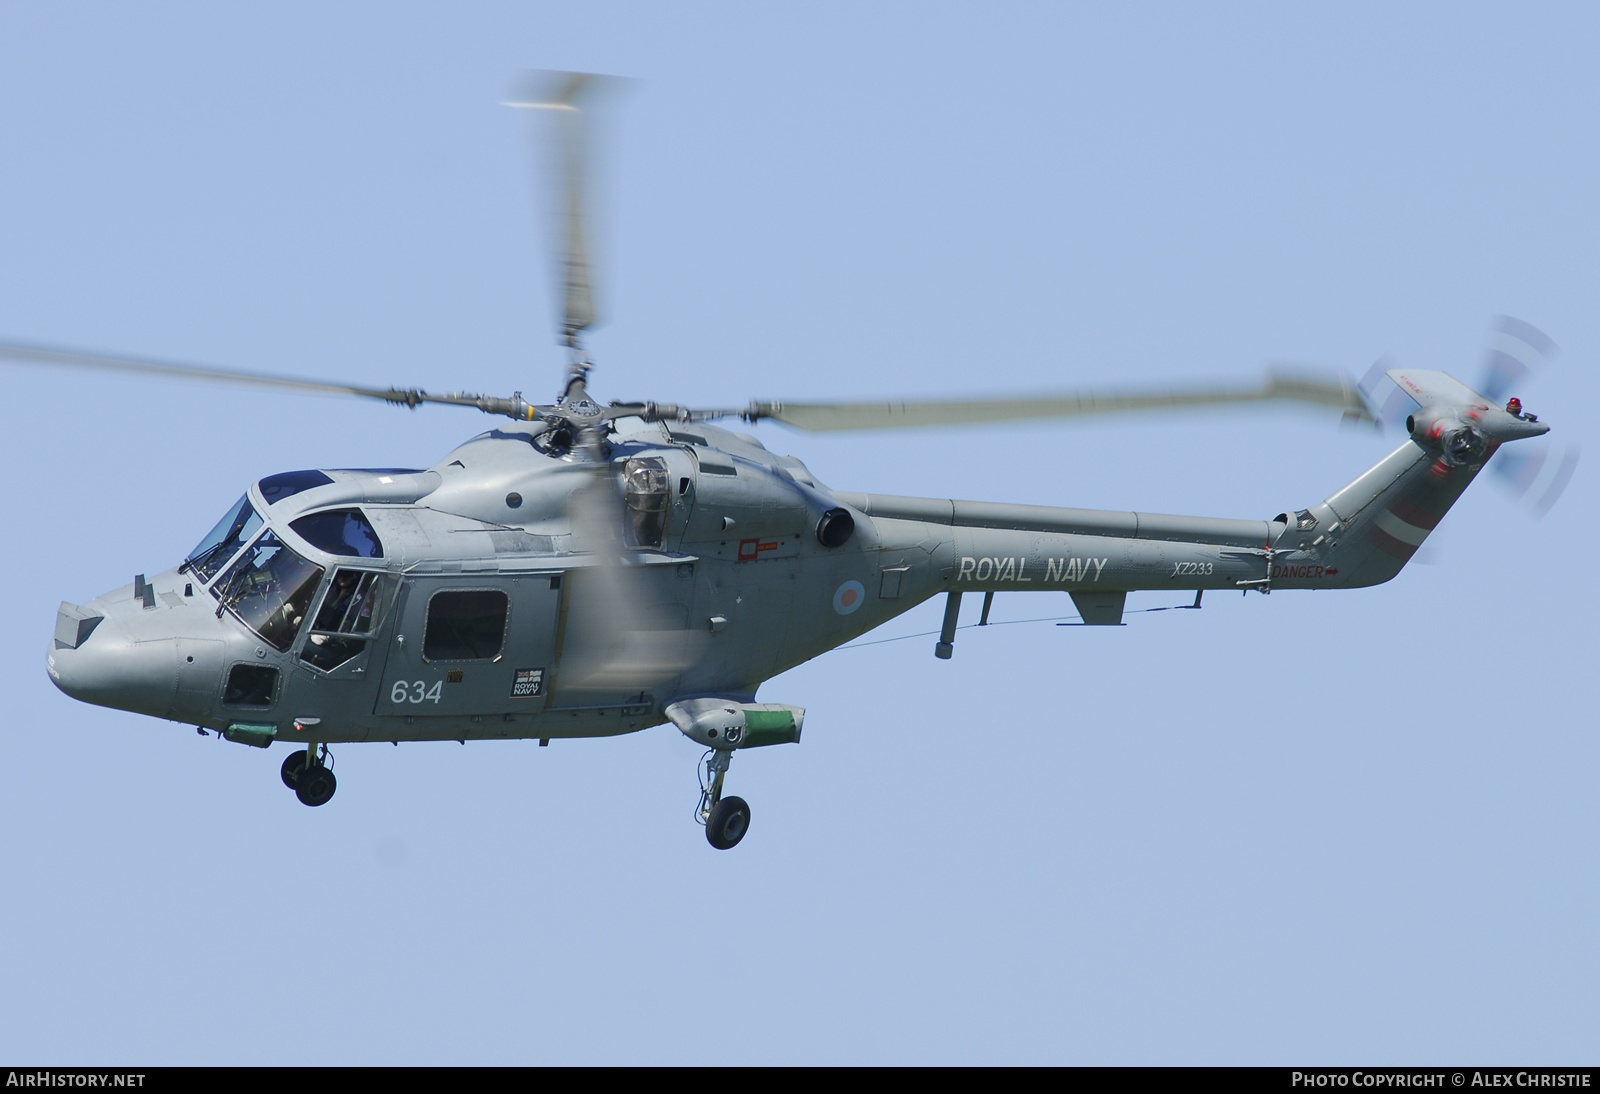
[
  {"left": 296, "top": 765, "right": 337, "bottom": 807},
  {"left": 706, "top": 795, "right": 751, "bottom": 850},
  {"left": 696, "top": 748, "right": 751, "bottom": 849},
  {"left": 284, "top": 743, "right": 337, "bottom": 807}
]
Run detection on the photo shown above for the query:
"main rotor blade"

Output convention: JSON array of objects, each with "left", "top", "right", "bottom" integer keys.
[
  {"left": 746, "top": 367, "right": 1373, "bottom": 432},
  {"left": 0, "top": 338, "right": 540, "bottom": 417},
  {"left": 558, "top": 463, "right": 706, "bottom": 690},
  {"left": 506, "top": 72, "right": 623, "bottom": 345}
]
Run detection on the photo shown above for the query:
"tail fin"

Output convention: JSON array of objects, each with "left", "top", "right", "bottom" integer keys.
[
  {"left": 1307, "top": 440, "right": 1479, "bottom": 586},
  {"left": 1302, "top": 370, "right": 1547, "bottom": 588}
]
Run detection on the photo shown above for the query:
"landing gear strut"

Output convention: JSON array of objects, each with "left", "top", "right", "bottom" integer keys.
[
  {"left": 281, "top": 743, "right": 337, "bottom": 807},
  {"left": 697, "top": 749, "right": 750, "bottom": 850}
]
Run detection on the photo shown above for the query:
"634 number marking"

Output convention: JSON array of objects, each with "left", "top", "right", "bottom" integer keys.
[{"left": 390, "top": 679, "right": 442, "bottom": 704}]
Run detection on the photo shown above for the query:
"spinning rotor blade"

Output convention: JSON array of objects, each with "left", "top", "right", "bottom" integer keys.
[
  {"left": 1356, "top": 355, "right": 1414, "bottom": 430},
  {"left": 0, "top": 338, "right": 543, "bottom": 418},
  {"left": 1475, "top": 315, "right": 1579, "bottom": 517},
  {"left": 557, "top": 464, "right": 706, "bottom": 690},
  {"left": 505, "top": 72, "right": 623, "bottom": 346},
  {"left": 741, "top": 366, "right": 1372, "bottom": 432},
  {"left": 1352, "top": 316, "right": 1579, "bottom": 518},
  {"left": 1480, "top": 314, "right": 1557, "bottom": 403},
  {"left": 1490, "top": 442, "right": 1581, "bottom": 518},
  {"left": 0, "top": 338, "right": 404, "bottom": 401}
]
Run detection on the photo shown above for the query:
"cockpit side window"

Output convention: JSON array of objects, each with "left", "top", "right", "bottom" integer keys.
[
  {"left": 213, "top": 532, "right": 325, "bottom": 652},
  {"left": 290, "top": 508, "right": 384, "bottom": 558},
  {"left": 184, "top": 496, "right": 263, "bottom": 584},
  {"left": 300, "top": 569, "right": 397, "bottom": 672}
]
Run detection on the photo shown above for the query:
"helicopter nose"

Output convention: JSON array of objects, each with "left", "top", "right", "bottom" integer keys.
[{"left": 46, "top": 611, "right": 176, "bottom": 718}]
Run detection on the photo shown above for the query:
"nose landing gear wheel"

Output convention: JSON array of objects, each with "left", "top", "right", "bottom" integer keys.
[
  {"left": 280, "top": 750, "right": 307, "bottom": 789},
  {"left": 706, "top": 795, "right": 750, "bottom": 850},
  {"left": 296, "top": 765, "right": 337, "bottom": 807}
]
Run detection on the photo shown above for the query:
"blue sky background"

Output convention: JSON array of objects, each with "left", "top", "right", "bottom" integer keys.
[{"left": 0, "top": 2, "right": 1595, "bottom": 1064}]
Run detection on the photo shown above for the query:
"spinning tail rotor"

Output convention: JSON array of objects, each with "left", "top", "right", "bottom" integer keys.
[{"left": 1355, "top": 316, "right": 1579, "bottom": 517}]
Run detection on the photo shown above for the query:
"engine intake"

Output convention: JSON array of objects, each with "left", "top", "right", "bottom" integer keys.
[{"left": 816, "top": 507, "right": 855, "bottom": 548}]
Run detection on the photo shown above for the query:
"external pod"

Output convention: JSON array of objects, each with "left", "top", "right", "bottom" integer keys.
[{"left": 666, "top": 698, "right": 805, "bottom": 749}]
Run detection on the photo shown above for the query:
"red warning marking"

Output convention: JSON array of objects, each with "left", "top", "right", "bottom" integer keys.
[
  {"left": 737, "top": 538, "right": 780, "bottom": 562},
  {"left": 1388, "top": 497, "right": 1444, "bottom": 530},
  {"left": 1272, "top": 564, "right": 1329, "bottom": 579},
  {"left": 1367, "top": 524, "right": 1419, "bottom": 561}
]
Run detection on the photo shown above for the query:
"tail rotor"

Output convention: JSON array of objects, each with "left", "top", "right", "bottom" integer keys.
[{"left": 1356, "top": 316, "right": 1579, "bottom": 518}]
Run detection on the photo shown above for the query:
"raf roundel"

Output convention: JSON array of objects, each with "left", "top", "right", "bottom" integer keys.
[{"left": 832, "top": 580, "right": 866, "bottom": 615}]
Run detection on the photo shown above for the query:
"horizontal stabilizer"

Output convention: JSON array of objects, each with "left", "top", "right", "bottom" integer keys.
[{"left": 1386, "top": 369, "right": 1491, "bottom": 410}]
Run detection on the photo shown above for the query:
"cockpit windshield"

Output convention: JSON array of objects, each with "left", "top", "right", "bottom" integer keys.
[
  {"left": 184, "top": 496, "right": 263, "bottom": 583},
  {"left": 212, "top": 531, "right": 325, "bottom": 652}
]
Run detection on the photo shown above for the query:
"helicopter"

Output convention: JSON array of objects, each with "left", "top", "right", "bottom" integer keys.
[{"left": 14, "top": 74, "right": 1568, "bottom": 850}]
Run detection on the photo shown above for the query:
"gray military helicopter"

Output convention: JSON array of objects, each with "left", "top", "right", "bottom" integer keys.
[{"left": 14, "top": 75, "right": 1567, "bottom": 849}]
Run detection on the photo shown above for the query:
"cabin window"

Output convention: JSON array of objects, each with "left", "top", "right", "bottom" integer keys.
[
  {"left": 300, "top": 569, "right": 397, "bottom": 672},
  {"left": 184, "top": 496, "right": 263, "bottom": 584},
  {"left": 423, "top": 590, "right": 508, "bottom": 661},
  {"left": 223, "top": 664, "right": 278, "bottom": 707},
  {"left": 290, "top": 508, "right": 384, "bottom": 558},
  {"left": 213, "top": 532, "right": 325, "bottom": 652}
]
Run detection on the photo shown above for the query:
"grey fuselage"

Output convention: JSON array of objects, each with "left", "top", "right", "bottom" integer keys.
[{"left": 45, "top": 413, "right": 1493, "bottom": 747}]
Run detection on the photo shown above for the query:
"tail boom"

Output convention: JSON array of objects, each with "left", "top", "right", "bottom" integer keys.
[{"left": 849, "top": 373, "right": 1543, "bottom": 604}]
